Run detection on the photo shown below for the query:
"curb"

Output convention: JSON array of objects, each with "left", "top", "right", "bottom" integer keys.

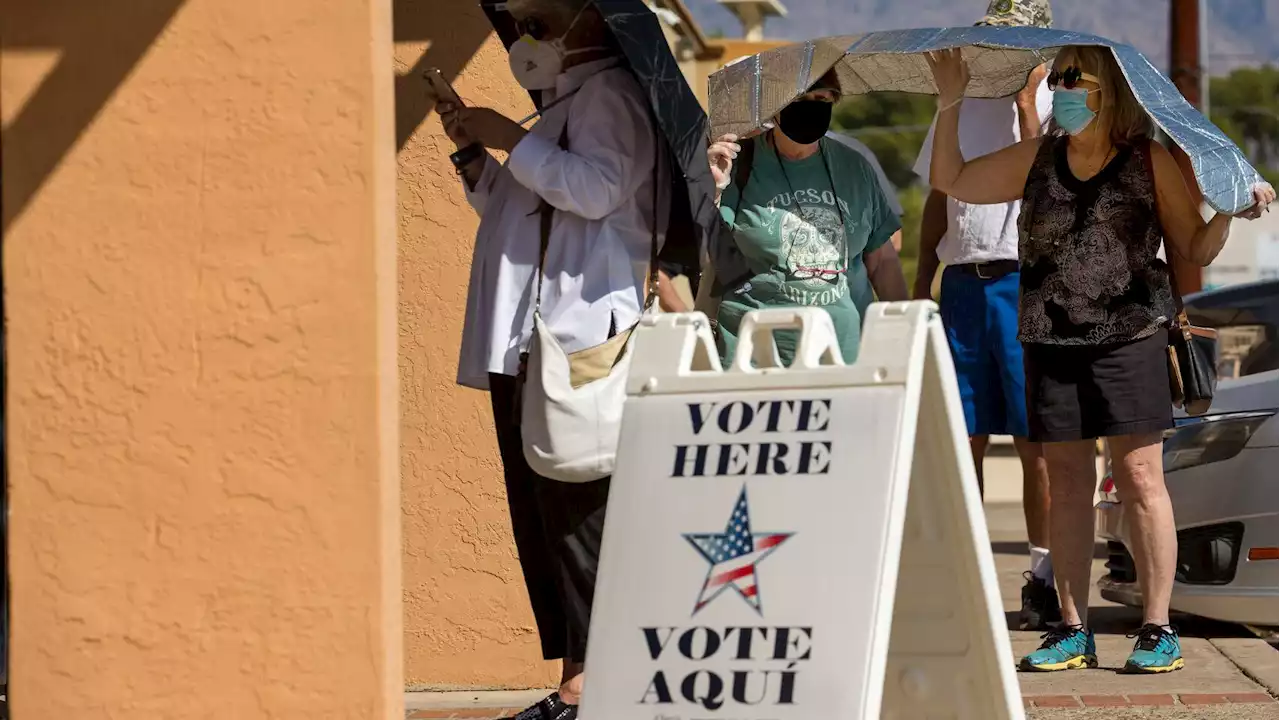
[
  {"left": 404, "top": 693, "right": 1280, "bottom": 718},
  {"left": 1210, "top": 636, "right": 1280, "bottom": 696},
  {"left": 407, "top": 702, "right": 522, "bottom": 712},
  {"left": 1023, "top": 692, "right": 1277, "bottom": 709},
  {"left": 404, "top": 689, "right": 549, "bottom": 719}
]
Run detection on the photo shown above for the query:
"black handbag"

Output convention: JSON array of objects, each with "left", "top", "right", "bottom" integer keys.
[
  {"left": 1140, "top": 140, "right": 1219, "bottom": 416},
  {"left": 1165, "top": 261, "right": 1219, "bottom": 416}
]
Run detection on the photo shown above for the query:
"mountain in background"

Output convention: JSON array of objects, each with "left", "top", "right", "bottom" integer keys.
[{"left": 684, "top": 0, "right": 1278, "bottom": 74}]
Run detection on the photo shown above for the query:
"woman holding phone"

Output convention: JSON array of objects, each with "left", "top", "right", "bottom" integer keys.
[{"left": 427, "top": 1, "right": 680, "bottom": 717}]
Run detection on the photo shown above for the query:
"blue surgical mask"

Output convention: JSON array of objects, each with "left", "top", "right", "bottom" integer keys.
[{"left": 1052, "top": 88, "right": 1098, "bottom": 135}]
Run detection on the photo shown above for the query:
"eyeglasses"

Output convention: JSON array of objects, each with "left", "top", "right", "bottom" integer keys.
[
  {"left": 516, "top": 16, "right": 550, "bottom": 40},
  {"left": 1048, "top": 66, "right": 1102, "bottom": 90}
]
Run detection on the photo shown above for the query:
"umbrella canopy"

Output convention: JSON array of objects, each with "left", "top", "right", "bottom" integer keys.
[
  {"left": 480, "top": 0, "right": 718, "bottom": 255},
  {"left": 708, "top": 26, "right": 1264, "bottom": 215}
]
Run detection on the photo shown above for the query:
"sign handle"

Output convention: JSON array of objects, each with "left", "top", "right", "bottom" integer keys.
[{"left": 731, "top": 307, "right": 843, "bottom": 372}]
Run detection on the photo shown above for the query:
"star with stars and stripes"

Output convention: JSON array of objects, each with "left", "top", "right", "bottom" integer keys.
[{"left": 684, "top": 485, "right": 792, "bottom": 615}]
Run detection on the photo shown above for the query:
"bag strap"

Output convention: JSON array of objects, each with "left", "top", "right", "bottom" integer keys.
[
  {"left": 709, "top": 137, "right": 756, "bottom": 296},
  {"left": 534, "top": 112, "right": 661, "bottom": 316},
  {"left": 644, "top": 115, "right": 660, "bottom": 309},
  {"left": 1140, "top": 138, "right": 1186, "bottom": 318},
  {"left": 534, "top": 125, "right": 572, "bottom": 311},
  {"left": 731, "top": 135, "right": 755, "bottom": 219}
]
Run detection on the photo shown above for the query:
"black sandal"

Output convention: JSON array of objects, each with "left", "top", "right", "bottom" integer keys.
[{"left": 509, "top": 691, "right": 577, "bottom": 720}]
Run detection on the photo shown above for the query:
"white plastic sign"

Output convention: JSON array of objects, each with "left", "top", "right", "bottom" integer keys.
[{"left": 580, "top": 303, "right": 1023, "bottom": 720}]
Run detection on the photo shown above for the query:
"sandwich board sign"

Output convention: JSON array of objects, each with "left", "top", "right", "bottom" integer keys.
[{"left": 580, "top": 302, "right": 1023, "bottom": 720}]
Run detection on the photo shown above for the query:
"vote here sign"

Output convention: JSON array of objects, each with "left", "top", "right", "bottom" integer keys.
[{"left": 579, "top": 305, "right": 1023, "bottom": 720}]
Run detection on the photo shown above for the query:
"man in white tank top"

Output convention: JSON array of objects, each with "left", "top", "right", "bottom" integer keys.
[{"left": 911, "top": 0, "right": 1060, "bottom": 631}]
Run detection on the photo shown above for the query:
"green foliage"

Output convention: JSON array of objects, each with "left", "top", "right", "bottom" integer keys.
[
  {"left": 830, "top": 92, "right": 937, "bottom": 189},
  {"left": 895, "top": 184, "right": 926, "bottom": 289},
  {"left": 896, "top": 184, "right": 925, "bottom": 261},
  {"left": 830, "top": 92, "right": 935, "bottom": 287},
  {"left": 829, "top": 92, "right": 936, "bottom": 286},
  {"left": 1209, "top": 65, "right": 1278, "bottom": 184}
]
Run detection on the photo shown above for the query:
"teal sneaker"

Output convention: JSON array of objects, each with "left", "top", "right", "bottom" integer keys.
[
  {"left": 1019, "top": 625, "right": 1098, "bottom": 672},
  {"left": 1123, "top": 624, "right": 1185, "bottom": 674}
]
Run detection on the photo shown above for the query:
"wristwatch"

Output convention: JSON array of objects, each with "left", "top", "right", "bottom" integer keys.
[{"left": 450, "top": 142, "right": 484, "bottom": 173}]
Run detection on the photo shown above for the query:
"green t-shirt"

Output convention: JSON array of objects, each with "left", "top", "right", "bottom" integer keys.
[{"left": 717, "top": 136, "right": 901, "bottom": 366}]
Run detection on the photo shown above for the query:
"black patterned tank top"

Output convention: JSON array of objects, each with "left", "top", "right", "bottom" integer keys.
[{"left": 1017, "top": 136, "right": 1176, "bottom": 345}]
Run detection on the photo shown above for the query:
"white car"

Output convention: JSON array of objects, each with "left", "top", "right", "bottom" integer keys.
[{"left": 1095, "top": 281, "right": 1279, "bottom": 627}]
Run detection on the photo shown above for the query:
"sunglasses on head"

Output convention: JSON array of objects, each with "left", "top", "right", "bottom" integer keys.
[
  {"left": 516, "top": 16, "right": 550, "bottom": 40},
  {"left": 1048, "top": 66, "right": 1102, "bottom": 90}
]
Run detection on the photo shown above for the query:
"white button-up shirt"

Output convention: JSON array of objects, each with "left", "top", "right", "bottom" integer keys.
[
  {"left": 457, "top": 58, "right": 669, "bottom": 390},
  {"left": 913, "top": 82, "right": 1053, "bottom": 265}
]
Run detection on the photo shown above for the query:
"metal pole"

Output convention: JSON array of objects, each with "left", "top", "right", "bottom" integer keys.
[
  {"left": 1198, "top": 0, "right": 1210, "bottom": 118},
  {"left": 1169, "top": 0, "right": 1205, "bottom": 294}
]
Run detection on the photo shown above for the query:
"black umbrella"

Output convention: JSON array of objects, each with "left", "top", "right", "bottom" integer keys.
[{"left": 479, "top": 0, "right": 717, "bottom": 273}]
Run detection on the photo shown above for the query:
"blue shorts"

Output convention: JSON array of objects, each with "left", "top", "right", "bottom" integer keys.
[{"left": 939, "top": 266, "right": 1029, "bottom": 438}]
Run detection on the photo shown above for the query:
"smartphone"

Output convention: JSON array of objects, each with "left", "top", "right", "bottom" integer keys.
[{"left": 425, "top": 68, "right": 463, "bottom": 107}]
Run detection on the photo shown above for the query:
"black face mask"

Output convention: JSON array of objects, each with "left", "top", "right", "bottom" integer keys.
[{"left": 777, "top": 100, "right": 833, "bottom": 145}]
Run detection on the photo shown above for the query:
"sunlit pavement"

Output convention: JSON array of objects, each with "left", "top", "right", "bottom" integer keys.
[
  {"left": 982, "top": 438, "right": 1277, "bottom": 718},
  {"left": 401, "top": 450, "right": 1277, "bottom": 719}
]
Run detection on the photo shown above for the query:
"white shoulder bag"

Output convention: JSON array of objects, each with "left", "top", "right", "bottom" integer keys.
[{"left": 516, "top": 124, "right": 659, "bottom": 483}]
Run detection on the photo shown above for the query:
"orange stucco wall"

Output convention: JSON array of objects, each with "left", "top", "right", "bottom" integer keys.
[
  {"left": 2, "top": 0, "right": 402, "bottom": 716},
  {"left": 396, "top": 0, "right": 557, "bottom": 690}
]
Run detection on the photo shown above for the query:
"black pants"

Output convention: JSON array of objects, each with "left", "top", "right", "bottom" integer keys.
[{"left": 489, "top": 373, "right": 611, "bottom": 664}]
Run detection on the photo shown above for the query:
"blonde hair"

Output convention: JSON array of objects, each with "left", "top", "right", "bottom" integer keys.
[{"left": 1055, "top": 45, "right": 1151, "bottom": 145}]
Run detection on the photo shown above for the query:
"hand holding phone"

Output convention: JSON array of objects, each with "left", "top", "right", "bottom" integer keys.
[
  {"left": 425, "top": 68, "right": 463, "bottom": 109},
  {"left": 426, "top": 68, "right": 471, "bottom": 147}
]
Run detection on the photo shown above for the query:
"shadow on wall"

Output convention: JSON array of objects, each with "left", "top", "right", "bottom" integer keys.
[
  {"left": 4, "top": 0, "right": 495, "bottom": 222},
  {"left": 393, "top": 0, "right": 494, "bottom": 150},
  {"left": 1, "top": 0, "right": 187, "bottom": 232}
]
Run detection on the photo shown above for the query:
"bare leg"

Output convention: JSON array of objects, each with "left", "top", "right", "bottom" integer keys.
[
  {"left": 1107, "top": 433, "right": 1175, "bottom": 627},
  {"left": 1015, "top": 438, "right": 1051, "bottom": 549},
  {"left": 559, "top": 661, "right": 585, "bottom": 704},
  {"left": 969, "top": 435, "right": 989, "bottom": 498},
  {"left": 1043, "top": 439, "right": 1098, "bottom": 627}
]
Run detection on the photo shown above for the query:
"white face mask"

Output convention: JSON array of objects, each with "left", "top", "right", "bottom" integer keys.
[{"left": 508, "top": 4, "right": 606, "bottom": 90}]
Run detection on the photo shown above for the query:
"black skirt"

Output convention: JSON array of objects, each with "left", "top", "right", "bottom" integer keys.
[
  {"left": 1023, "top": 331, "right": 1174, "bottom": 443},
  {"left": 487, "top": 373, "right": 610, "bottom": 664}
]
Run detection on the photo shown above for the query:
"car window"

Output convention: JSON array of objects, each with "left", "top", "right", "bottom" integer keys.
[
  {"left": 1214, "top": 324, "right": 1276, "bottom": 379},
  {"left": 1185, "top": 283, "right": 1279, "bottom": 379}
]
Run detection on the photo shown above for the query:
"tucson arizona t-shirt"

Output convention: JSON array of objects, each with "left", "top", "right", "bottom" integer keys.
[{"left": 718, "top": 135, "right": 901, "bottom": 365}]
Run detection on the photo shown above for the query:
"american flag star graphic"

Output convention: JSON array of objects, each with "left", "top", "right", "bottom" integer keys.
[{"left": 684, "top": 486, "right": 792, "bottom": 614}]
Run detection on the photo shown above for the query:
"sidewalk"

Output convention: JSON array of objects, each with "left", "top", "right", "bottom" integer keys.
[
  {"left": 977, "top": 445, "right": 1277, "bottom": 716},
  {"left": 405, "top": 462, "right": 1277, "bottom": 720},
  {"left": 405, "top": 691, "right": 548, "bottom": 719},
  {"left": 986, "top": 502, "right": 1278, "bottom": 718}
]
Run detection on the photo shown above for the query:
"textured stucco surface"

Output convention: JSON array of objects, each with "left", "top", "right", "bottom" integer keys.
[
  {"left": 2, "top": 0, "right": 403, "bottom": 717},
  {"left": 396, "top": 1, "right": 558, "bottom": 690}
]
